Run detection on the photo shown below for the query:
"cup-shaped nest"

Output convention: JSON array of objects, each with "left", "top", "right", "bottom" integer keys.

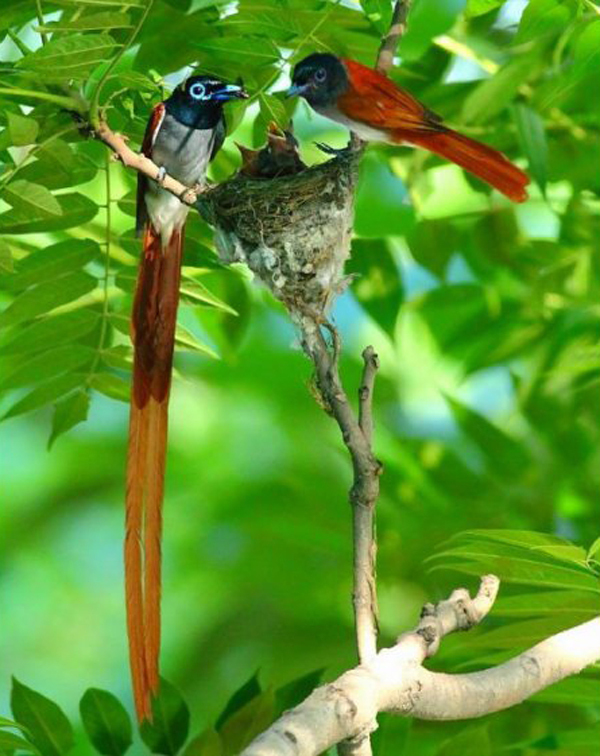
[{"left": 197, "top": 137, "right": 361, "bottom": 328}]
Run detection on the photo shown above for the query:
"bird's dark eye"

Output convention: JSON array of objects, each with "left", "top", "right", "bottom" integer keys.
[
  {"left": 189, "top": 82, "right": 207, "bottom": 100},
  {"left": 314, "top": 67, "right": 327, "bottom": 83}
]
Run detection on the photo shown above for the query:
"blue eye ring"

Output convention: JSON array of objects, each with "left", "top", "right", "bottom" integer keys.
[
  {"left": 314, "top": 67, "right": 327, "bottom": 83},
  {"left": 190, "top": 82, "right": 207, "bottom": 100}
]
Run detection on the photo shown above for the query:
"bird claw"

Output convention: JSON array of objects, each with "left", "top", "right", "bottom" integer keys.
[{"left": 156, "top": 165, "right": 167, "bottom": 184}]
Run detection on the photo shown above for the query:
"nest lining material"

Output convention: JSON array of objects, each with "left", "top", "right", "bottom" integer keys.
[{"left": 198, "top": 150, "right": 361, "bottom": 328}]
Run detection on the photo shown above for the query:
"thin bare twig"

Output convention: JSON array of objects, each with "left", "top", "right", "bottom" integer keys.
[
  {"left": 376, "top": 1, "right": 412, "bottom": 74},
  {"left": 302, "top": 323, "right": 381, "bottom": 669},
  {"left": 358, "top": 347, "right": 379, "bottom": 445},
  {"left": 94, "top": 123, "right": 200, "bottom": 206}
]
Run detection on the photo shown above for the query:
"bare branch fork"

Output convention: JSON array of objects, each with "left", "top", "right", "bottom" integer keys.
[{"left": 239, "top": 577, "right": 600, "bottom": 756}]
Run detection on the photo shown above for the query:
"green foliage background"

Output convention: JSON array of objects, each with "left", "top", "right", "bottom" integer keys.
[{"left": 1, "top": 0, "right": 599, "bottom": 754}]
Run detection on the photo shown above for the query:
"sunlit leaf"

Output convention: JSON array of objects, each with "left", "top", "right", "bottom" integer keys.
[
  {"left": 49, "top": 389, "right": 90, "bottom": 447},
  {"left": 89, "top": 373, "right": 130, "bottom": 402},
  {"left": 0, "top": 272, "right": 98, "bottom": 327},
  {"left": 37, "top": 12, "right": 132, "bottom": 32},
  {"left": 1, "top": 343, "right": 94, "bottom": 391},
  {"left": 16, "top": 33, "right": 118, "bottom": 81},
  {"left": 2, "top": 373, "right": 85, "bottom": 420},
  {"left": 465, "top": 0, "right": 506, "bottom": 18},
  {"left": 5, "top": 112, "right": 39, "bottom": 147},
  {"left": 0, "top": 193, "right": 98, "bottom": 234},
  {"left": 514, "top": 0, "right": 579, "bottom": 45},
  {"left": 2, "top": 179, "right": 63, "bottom": 217}
]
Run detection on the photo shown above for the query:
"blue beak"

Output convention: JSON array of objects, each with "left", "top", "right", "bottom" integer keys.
[
  {"left": 214, "top": 84, "right": 248, "bottom": 101},
  {"left": 286, "top": 83, "right": 310, "bottom": 99}
]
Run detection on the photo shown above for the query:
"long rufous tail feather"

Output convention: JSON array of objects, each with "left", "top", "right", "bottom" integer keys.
[
  {"left": 125, "top": 224, "right": 183, "bottom": 721},
  {"left": 395, "top": 127, "right": 530, "bottom": 203}
]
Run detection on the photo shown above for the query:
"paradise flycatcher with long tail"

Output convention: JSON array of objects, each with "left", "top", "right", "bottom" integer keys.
[
  {"left": 288, "top": 53, "right": 529, "bottom": 202},
  {"left": 127, "top": 74, "right": 247, "bottom": 722}
]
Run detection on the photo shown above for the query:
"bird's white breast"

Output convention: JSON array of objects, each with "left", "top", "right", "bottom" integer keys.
[
  {"left": 146, "top": 113, "right": 217, "bottom": 246},
  {"left": 316, "top": 105, "right": 389, "bottom": 143}
]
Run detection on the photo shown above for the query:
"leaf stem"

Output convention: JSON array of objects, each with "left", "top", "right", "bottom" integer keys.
[
  {"left": 0, "top": 124, "right": 79, "bottom": 190},
  {"left": 35, "top": 0, "right": 48, "bottom": 45},
  {"left": 88, "top": 0, "right": 155, "bottom": 129},
  {"left": 86, "top": 152, "right": 113, "bottom": 389},
  {"left": 0, "top": 87, "right": 81, "bottom": 110}
]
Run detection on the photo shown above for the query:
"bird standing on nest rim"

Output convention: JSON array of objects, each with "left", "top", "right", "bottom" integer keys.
[
  {"left": 287, "top": 52, "right": 529, "bottom": 203},
  {"left": 128, "top": 74, "right": 247, "bottom": 723}
]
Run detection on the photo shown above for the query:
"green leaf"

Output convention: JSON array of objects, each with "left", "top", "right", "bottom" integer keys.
[
  {"left": 10, "top": 678, "right": 74, "bottom": 756},
  {"left": 89, "top": 373, "right": 130, "bottom": 402},
  {"left": 465, "top": 0, "right": 505, "bottom": 18},
  {"left": 360, "top": 1, "right": 393, "bottom": 34},
  {"left": 179, "top": 278, "right": 238, "bottom": 314},
  {"left": 446, "top": 396, "right": 531, "bottom": 478},
  {"left": 347, "top": 239, "right": 404, "bottom": 339},
  {"left": 219, "top": 690, "right": 275, "bottom": 756},
  {"left": 216, "top": 672, "right": 261, "bottom": 730},
  {"left": 18, "top": 144, "right": 98, "bottom": 190},
  {"left": 16, "top": 33, "right": 118, "bottom": 81},
  {"left": 52, "top": 0, "right": 146, "bottom": 5},
  {"left": 436, "top": 724, "right": 491, "bottom": 756},
  {"left": 175, "top": 323, "right": 219, "bottom": 358},
  {"left": 37, "top": 12, "right": 132, "bottom": 32},
  {"left": 0, "top": 730, "right": 40, "bottom": 755},
  {"left": 405, "top": 219, "right": 459, "bottom": 278},
  {"left": 0, "top": 193, "right": 98, "bottom": 234},
  {"left": 462, "top": 56, "right": 536, "bottom": 124},
  {"left": 181, "top": 729, "right": 222, "bottom": 756},
  {"left": 0, "top": 309, "right": 100, "bottom": 355},
  {"left": 2, "top": 373, "right": 85, "bottom": 420},
  {"left": 2, "top": 179, "right": 63, "bottom": 217},
  {"left": 80, "top": 688, "right": 132, "bottom": 756},
  {"left": 354, "top": 152, "right": 414, "bottom": 237},
  {"left": 513, "top": 103, "right": 548, "bottom": 195},
  {"left": 0, "top": 715, "right": 30, "bottom": 732},
  {"left": 0, "top": 271, "right": 98, "bottom": 328},
  {"left": 494, "top": 590, "right": 600, "bottom": 617},
  {"left": 139, "top": 679, "right": 190, "bottom": 756},
  {"left": 1, "top": 345, "right": 94, "bottom": 391},
  {"left": 7, "top": 112, "right": 39, "bottom": 146},
  {"left": 399, "top": 0, "right": 465, "bottom": 61},
  {"left": 0, "top": 239, "right": 13, "bottom": 273},
  {"left": 573, "top": 18, "right": 600, "bottom": 75},
  {"left": 514, "top": 0, "right": 579, "bottom": 45},
  {"left": 532, "top": 677, "right": 600, "bottom": 705},
  {"left": 258, "top": 93, "right": 289, "bottom": 131},
  {"left": 275, "top": 669, "right": 323, "bottom": 716},
  {"left": 49, "top": 389, "right": 90, "bottom": 447},
  {"left": 2, "top": 239, "right": 99, "bottom": 292}
]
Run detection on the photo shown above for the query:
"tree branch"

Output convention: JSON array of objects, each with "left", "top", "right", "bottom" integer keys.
[
  {"left": 240, "top": 577, "right": 600, "bottom": 756},
  {"left": 94, "top": 122, "right": 200, "bottom": 206},
  {"left": 376, "top": 1, "right": 412, "bottom": 74},
  {"left": 302, "top": 324, "right": 381, "bottom": 667}
]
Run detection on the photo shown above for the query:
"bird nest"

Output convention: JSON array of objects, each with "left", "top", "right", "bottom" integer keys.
[{"left": 197, "top": 129, "right": 362, "bottom": 331}]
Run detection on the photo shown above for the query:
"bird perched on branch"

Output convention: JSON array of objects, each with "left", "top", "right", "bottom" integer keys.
[
  {"left": 128, "top": 74, "right": 247, "bottom": 722},
  {"left": 288, "top": 53, "right": 529, "bottom": 203}
]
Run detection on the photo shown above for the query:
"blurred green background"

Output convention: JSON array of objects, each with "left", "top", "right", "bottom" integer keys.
[{"left": 1, "top": 1, "right": 599, "bottom": 754}]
